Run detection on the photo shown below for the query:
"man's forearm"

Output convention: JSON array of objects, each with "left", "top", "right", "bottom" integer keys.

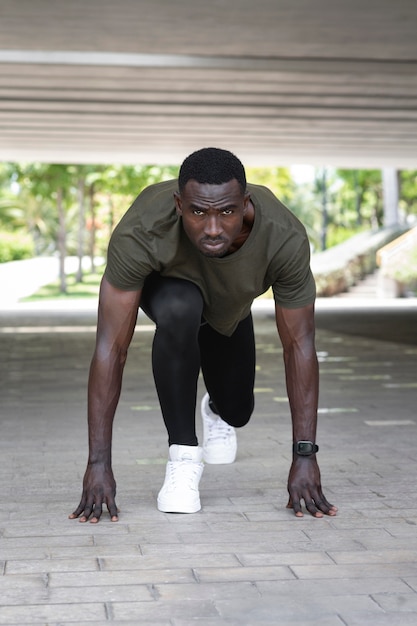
[
  {"left": 87, "top": 351, "right": 125, "bottom": 464},
  {"left": 283, "top": 342, "right": 319, "bottom": 443},
  {"left": 275, "top": 303, "right": 319, "bottom": 443}
]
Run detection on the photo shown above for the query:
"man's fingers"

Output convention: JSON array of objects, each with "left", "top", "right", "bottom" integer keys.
[
  {"left": 107, "top": 500, "right": 119, "bottom": 522},
  {"left": 305, "top": 499, "right": 323, "bottom": 518},
  {"left": 287, "top": 493, "right": 337, "bottom": 518},
  {"left": 68, "top": 498, "right": 88, "bottom": 519},
  {"left": 69, "top": 496, "right": 119, "bottom": 523},
  {"left": 313, "top": 494, "right": 338, "bottom": 516},
  {"left": 287, "top": 497, "right": 304, "bottom": 517}
]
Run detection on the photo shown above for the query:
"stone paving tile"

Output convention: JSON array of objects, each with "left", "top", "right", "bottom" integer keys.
[
  {"left": 291, "top": 562, "right": 417, "bottom": 579},
  {"left": 237, "top": 551, "right": 333, "bottom": 566},
  {"left": 48, "top": 583, "right": 153, "bottom": 603},
  {"left": 0, "top": 535, "right": 96, "bottom": 549},
  {"left": 0, "top": 574, "right": 48, "bottom": 605},
  {"left": 215, "top": 593, "right": 382, "bottom": 621},
  {"left": 111, "top": 599, "right": 219, "bottom": 622},
  {"left": 0, "top": 603, "right": 107, "bottom": 625},
  {"left": 328, "top": 548, "right": 417, "bottom": 564},
  {"left": 48, "top": 568, "right": 196, "bottom": 588},
  {"left": 5, "top": 557, "right": 100, "bottom": 575},
  {"left": 47, "top": 545, "right": 144, "bottom": 560},
  {"left": 155, "top": 581, "right": 261, "bottom": 602},
  {"left": 257, "top": 577, "right": 411, "bottom": 596},
  {"left": 194, "top": 565, "right": 295, "bottom": 583},
  {"left": 140, "top": 541, "right": 282, "bottom": 556},
  {"left": 99, "top": 553, "right": 241, "bottom": 570},
  {"left": 340, "top": 613, "right": 417, "bottom": 626},
  {"left": 373, "top": 592, "right": 417, "bottom": 612}
]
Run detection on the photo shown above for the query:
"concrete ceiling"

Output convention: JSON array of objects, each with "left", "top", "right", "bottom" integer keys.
[{"left": 0, "top": 0, "right": 416, "bottom": 168}]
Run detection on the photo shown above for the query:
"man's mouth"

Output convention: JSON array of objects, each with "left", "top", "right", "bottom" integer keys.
[
  {"left": 201, "top": 238, "right": 226, "bottom": 247},
  {"left": 200, "top": 238, "right": 228, "bottom": 256}
]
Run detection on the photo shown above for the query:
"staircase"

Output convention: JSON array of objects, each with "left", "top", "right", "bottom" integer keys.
[
  {"left": 336, "top": 269, "right": 381, "bottom": 298},
  {"left": 337, "top": 227, "right": 417, "bottom": 299}
]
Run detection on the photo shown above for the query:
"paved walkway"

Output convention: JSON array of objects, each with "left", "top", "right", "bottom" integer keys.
[{"left": 0, "top": 295, "right": 417, "bottom": 625}]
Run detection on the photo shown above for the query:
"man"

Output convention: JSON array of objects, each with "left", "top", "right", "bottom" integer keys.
[{"left": 70, "top": 147, "right": 337, "bottom": 523}]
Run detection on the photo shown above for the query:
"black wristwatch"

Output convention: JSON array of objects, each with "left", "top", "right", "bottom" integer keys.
[{"left": 293, "top": 441, "right": 319, "bottom": 456}]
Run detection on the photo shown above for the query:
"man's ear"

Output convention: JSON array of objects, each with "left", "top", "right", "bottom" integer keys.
[{"left": 174, "top": 192, "right": 182, "bottom": 216}]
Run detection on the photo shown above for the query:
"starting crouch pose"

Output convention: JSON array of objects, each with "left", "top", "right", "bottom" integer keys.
[{"left": 70, "top": 147, "right": 337, "bottom": 523}]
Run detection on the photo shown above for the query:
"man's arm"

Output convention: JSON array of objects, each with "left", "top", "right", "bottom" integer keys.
[
  {"left": 69, "top": 276, "right": 141, "bottom": 523},
  {"left": 275, "top": 302, "right": 337, "bottom": 518}
]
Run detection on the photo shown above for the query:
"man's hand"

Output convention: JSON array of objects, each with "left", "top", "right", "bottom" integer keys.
[
  {"left": 287, "top": 455, "right": 337, "bottom": 518},
  {"left": 69, "top": 462, "right": 119, "bottom": 523}
]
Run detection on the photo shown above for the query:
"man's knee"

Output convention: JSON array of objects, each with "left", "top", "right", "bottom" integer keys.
[
  {"left": 147, "top": 279, "right": 203, "bottom": 329},
  {"left": 219, "top": 396, "right": 254, "bottom": 428},
  {"left": 162, "top": 292, "right": 201, "bottom": 326}
]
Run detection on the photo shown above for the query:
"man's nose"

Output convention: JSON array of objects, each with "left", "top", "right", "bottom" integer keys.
[{"left": 204, "top": 215, "right": 222, "bottom": 237}]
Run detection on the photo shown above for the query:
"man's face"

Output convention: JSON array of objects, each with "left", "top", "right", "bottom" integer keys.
[{"left": 174, "top": 179, "right": 250, "bottom": 258}]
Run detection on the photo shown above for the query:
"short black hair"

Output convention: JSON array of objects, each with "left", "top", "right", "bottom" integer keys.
[{"left": 178, "top": 147, "right": 246, "bottom": 194}]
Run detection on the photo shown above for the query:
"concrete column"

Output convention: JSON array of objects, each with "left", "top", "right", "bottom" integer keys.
[{"left": 382, "top": 168, "right": 399, "bottom": 226}]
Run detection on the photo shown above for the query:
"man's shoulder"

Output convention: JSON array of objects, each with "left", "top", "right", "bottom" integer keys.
[
  {"left": 247, "top": 182, "right": 287, "bottom": 212},
  {"left": 112, "top": 178, "right": 179, "bottom": 237},
  {"left": 137, "top": 178, "right": 178, "bottom": 202},
  {"left": 247, "top": 183, "right": 303, "bottom": 230},
  {"left": 125, "top": 179, "right": 178, "bottom": 220}
]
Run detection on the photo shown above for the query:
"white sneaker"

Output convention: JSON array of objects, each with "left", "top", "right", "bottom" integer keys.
[
  {"left": 157, "top": 445, "right": 204, "bottom": 513},
  {"left": 201, "top": 393, "right": 237, "bottom": 464}
]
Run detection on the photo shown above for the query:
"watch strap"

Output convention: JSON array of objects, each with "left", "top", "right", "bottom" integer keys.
[{"left": 293, "top": 441, "right": 319, "bottom": 456}]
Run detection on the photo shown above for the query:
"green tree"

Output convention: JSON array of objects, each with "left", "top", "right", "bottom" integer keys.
[
  {"left": 1, "top": 163, "right": 58, "bottom": 255},
  {"left": 399, "top": 170, "right": 417, "bottom": 221},
  {"left": 246, "top": 166, "right": 294, "bottom": 205},
  {"left": 334, "top": 169, "right": 383, "bottom": 232}
]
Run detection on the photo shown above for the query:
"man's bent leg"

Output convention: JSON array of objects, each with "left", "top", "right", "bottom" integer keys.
[
  {"left": 141, "top": 273, "right": 204, "bottom": 446},
  {"left": 199, "top": 315, "right": 256, "bottom": 463},
  {"left": 199, "top": 314, "right": 256, "bottom": 426}
]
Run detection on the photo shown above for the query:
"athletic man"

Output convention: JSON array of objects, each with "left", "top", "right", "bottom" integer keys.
[{"left": 70, "top": 147, "right": 337, "bottom": 523}]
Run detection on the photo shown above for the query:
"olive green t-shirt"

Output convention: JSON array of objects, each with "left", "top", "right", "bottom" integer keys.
[{"left": 104, "top": 179, "right": 316, "bottom": 336}]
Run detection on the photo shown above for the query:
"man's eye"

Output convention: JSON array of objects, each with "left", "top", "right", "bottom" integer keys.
[
  {"left": 222, "top": 209, "right": 233, "bottom": 215},
  {"left": 193, "top": 209, "right": 204, "bottom": 216}
]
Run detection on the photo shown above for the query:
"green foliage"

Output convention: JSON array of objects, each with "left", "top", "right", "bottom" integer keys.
[
  {"left": 399, "top": 170, "right": 417, "bottom": 218},
  {"left": 246, "top": 166, "right": 294, "bottom": 204},
  {"left": 0, "top": 230, "right": 34, "bottom": 262},
  {"left": 325, "top": 225, "right": 366, "bottom": 248},
  {"left": 247, "top": 166, "right": 322, "bottom": 250},
  {"left": 0, "top": 162, "right": 179, "bottom": 261}
]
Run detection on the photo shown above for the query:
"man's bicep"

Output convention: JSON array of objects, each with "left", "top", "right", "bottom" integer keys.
[
  {"left": 275, "top": 302, "right": 315, "bottom": 350},
  {"left": 96, "top": 276, "right": 142, "bottom": 350}
]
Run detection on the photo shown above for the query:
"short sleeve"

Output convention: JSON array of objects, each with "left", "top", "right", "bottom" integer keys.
[
  {"left": 271, "top": 234, "right": 316, "bottom": 308},
  {"left": 104, "top": 225, "right": 156, "bottom": 291}
]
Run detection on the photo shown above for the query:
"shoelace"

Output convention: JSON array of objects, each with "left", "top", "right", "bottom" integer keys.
[
  {"left": 206, "top": 417, "right": 234, "bottom": 442},
  {"left": 166, "top": 460, "right": 202, "bottom": 488}
]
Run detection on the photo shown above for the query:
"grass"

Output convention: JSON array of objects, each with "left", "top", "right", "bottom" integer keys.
[
  {"left": 23, "top": 270, "right": 103, "bottom": 301},
  {"left": 22, "top": 268, "right": 274, "bottom": 302}
]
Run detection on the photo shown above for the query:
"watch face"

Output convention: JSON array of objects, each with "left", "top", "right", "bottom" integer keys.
[{"left": 298, "top": 442, "right": 314, "bottom": 454}]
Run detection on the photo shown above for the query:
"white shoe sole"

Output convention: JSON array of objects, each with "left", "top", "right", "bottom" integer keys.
[
  {"left": 157, "top": 495, "right": 201, "bottom": 514},
  {"left": 203, "top": 446, "right": 237, "bottom": 464}
]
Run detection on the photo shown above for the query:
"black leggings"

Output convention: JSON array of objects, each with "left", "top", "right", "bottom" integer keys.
[{"left": 141, "top": 273, "right": 256, "bottom": 446}]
